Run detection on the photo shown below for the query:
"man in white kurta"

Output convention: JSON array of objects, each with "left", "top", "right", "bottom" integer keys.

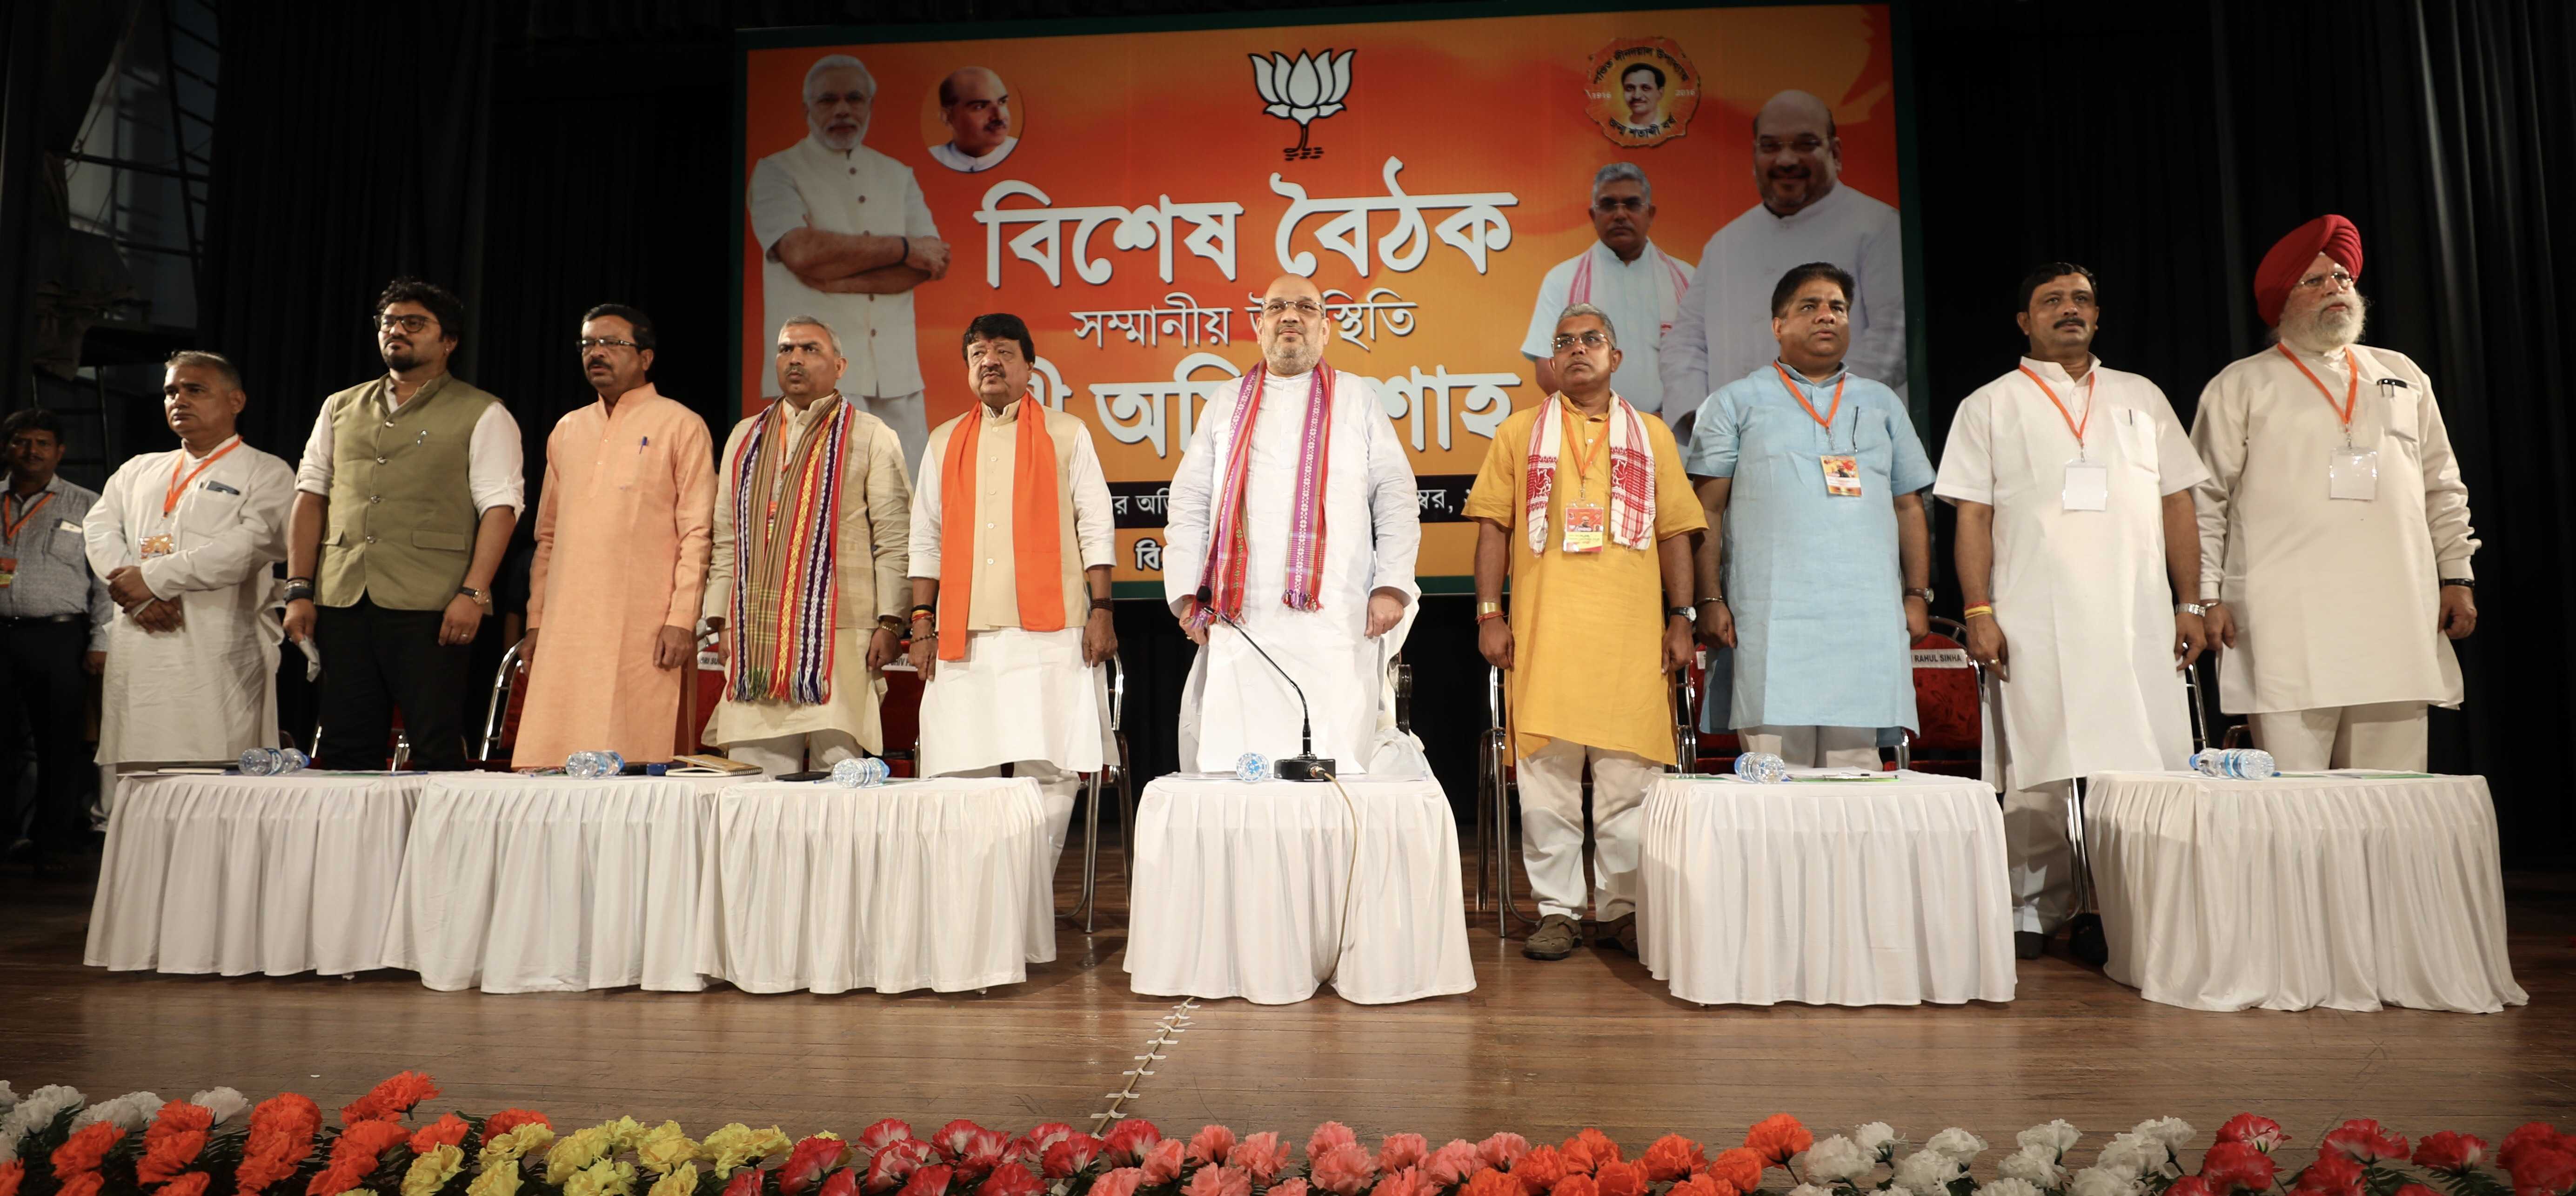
[
  {"left": 910, "top": 313, "right": 1117, "bottom": 861},
  {"left": 1519, "top": 163, "right": 1695, "bottom": 425},
  {"left": 1164, "top": 275, "right": 1422, "bottom": 772},
  {"left": 1935, "top": 265, "right": 2208, "bottom": 954},
  {"left": 703, "top": 318, "right": 913, "bottom": 773},
  {"left": 748, "top": 54, "right": 950, "bottom": 471},
  {"left": 84, "top": 352, "right": 294, "bottom": 776},
  {"left": 1660, "top": 90, "right": 1906, "bottom": 416},
  {"left": 2194, "top": 215, "right": 2477, "bottom": 770}
]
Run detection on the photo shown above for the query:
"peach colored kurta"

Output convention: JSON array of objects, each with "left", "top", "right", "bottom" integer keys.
[{"left": 513, "top": 386, "right": 716, "bottom": 767}]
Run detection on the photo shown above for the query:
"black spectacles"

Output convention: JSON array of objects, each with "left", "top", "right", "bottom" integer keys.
[
  {"left": 378, "top": 313, "right": 437, "bottom": 333},
  {"left": 578, "top": 337, "right": 642, "bottom": 353}
]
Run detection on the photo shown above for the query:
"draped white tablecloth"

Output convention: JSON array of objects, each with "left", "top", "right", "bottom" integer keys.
[
  {"left": 2087, "top": 770, "right": 2526, "bottom": 1013},
  {"left": 1124, "top": 774, "right": 1473, "bottom": 1005},
  {"left": 1639, "top": 771, "right": 2017, "bottom": 1007},
  {"left": 88, "top": 772, "right": 423, "bottom": 977},
  {"left": 693, "top": 778, "right": 1056, "bottom": 994},
  {"left": 381, "top": 774, "right": 733, "bottom": 994}
]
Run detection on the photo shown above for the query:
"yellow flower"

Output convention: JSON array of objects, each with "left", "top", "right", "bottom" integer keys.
[
  {"left": 468, "top": 1162, "right": 523, "bottom": 1196},
  {"left": 603, "top": 1118, "right": 652, "bottom": 1156},
  {"left": 751, "top": 1128, "right": 792, "bottom": 1159},
  {"left": 566, "top": 1160, "right": 640, "bottom": 1196},
  {"left": 648, "top": 1163, "right": 702, "bottom": 1196},
  {"left": 484, "top": 1126, "right": 557, "bottom": 1166},
  {"left": 638, "top": 1124, "right": 701, "bottom": 1178},
  {"left": 404, "top": 1145, "right": 467, "bottom": 1196},
  {"left": 548, "top": 1129, "right": 618, "bottom": 1185},
  {"left": 700, "top": 1125, "right": 761, "bottom": 1179}
]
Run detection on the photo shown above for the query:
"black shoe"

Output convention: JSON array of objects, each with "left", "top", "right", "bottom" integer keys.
[
  {"left": 2067, "top": 914, "right": 2109, "bottom": 966},
  {"left": 2015, "top": 930, "right": 2045, "bottom": 960}
]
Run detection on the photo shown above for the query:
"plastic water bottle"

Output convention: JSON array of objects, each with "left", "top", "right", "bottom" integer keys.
[
  {"left": 829, "top": 757, "right": 890, "bottom": 787},
  {"left": 1236, "top": 753, "right": 1271, "bottom": 782},
  {"left": 1733, "top": 752, "right": 1790, "bottom": 784},
  {"left": 2190, "top": 748, "right": 2277, "bottom": 779},
  {"left": 567, "top": 750, "right": 626, "bottom": 779},
  {"left": 239, "top": 747, "right": 308, "bottom": 776}
]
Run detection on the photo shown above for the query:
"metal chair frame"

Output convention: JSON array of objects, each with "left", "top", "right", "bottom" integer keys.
[
  {"left": 1070, "top": 654, "right": 1137, "bottom": 933},
  {"left": 1477, "top": 661, "right": 1688, "bottom": 939},
  {"left": 475, "top": 640, "right": 527, "bottom": 762}
]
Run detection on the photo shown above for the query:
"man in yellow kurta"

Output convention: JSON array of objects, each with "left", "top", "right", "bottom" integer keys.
[
  {"left": 1465, "top": 303, "right": 1704, "bottom": 961},
  {"left": 703, "top": 315, "right": 912, "bottom": 773},
  {"left": 513, "top": 305, "right": 716, "bottom": 767}
]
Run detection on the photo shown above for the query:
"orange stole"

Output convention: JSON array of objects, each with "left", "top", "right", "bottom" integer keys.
[{"left": 937, "top": 400, "right": 1067, "bottom": 661}]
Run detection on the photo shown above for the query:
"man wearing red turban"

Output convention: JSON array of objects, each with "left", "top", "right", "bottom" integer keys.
[{"left": 2187, "top": 215, "right": 2481, "bottom": 769}]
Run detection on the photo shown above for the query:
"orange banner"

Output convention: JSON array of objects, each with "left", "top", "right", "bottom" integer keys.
[{"left": 739, "top": 5, "right": 1904, "bottom": 590}]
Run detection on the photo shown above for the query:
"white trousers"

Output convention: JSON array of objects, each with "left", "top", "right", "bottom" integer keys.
[
  {"left": 2002, "top": 777, "right": 2079, "bottom": 934},
  {"left": 2248, "top": 701, "right": 2429, "bottom": 771},
  {"left": 1517, "top": 739, "right": 1660, "bottom": 921},
  {"left": 727, "top": 731, "right": 863, "bottom": 775},
  {"left": 943, "top": 761, "right": 1081, "bottom": 864},
  {"left": 858, "top": 391, "right": 928, "bottom": 477},
  {"left": 1739, "top": 725, "right": 1880, "bottom": 768}
]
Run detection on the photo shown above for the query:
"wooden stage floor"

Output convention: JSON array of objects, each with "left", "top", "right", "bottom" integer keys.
[{"left": 6, "top": 857, "right": 2569, "bottom": 1156}]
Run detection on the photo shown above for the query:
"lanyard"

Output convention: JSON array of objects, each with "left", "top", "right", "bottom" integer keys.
[
  {"left": 2, "top": 490, "right": 51, "bottom": 543},
  {"left": 2277, "top": 343, "right": 2359, "bottom": 442},
  {"left": 1558, "top": 401, "right": 1608, "bottom": 486},
  {"left": 165, "top": 439, "right": 241, "bottom": 516},
  {"left": 1774, "top": 362, "right": 1847, "bottom": 431},
  {"left": 2016, "top": 365, "right": 2097, "bottom": 454}
]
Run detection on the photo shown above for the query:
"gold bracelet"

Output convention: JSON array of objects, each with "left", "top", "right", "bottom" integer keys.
[{"left": 1963, "top": 604, "right": 1994, "bottom": 620}]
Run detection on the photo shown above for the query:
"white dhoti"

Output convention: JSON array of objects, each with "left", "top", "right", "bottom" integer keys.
[{"left": 920, "top": 626, "right": 1110, "bottom": 859}]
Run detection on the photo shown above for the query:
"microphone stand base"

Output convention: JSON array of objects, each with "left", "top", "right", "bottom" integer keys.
[{"left": 1275, "top": 755, "right": 1336, "bottom": 782}]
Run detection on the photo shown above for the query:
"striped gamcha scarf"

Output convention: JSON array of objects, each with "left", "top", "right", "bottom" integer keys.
[
  {"left": 1189, "top": 361, "right": 1335, "bottom": 628},
  {"left": 727, "top": 397, "right": 853, "bottom": 705},
  {"left": 1522, "top": 392, "right": 1657, "bottom": 554}
]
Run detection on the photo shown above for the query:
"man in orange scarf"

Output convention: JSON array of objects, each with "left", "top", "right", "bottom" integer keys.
[{"left": 910, "top": 313, "right": 1116, "bottom": 860}]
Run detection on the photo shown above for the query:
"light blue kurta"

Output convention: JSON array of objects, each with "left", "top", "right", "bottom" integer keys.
[{"left": 1684, "top": 363, "right": 1934, "bottom": 731}]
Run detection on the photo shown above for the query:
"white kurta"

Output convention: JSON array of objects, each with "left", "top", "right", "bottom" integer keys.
[
  {"left": 1163, "top": 367, "right": 1422, "bottom": 772},
  {"left": 1659, "top": 184, "right": 1907, "bottom": 408},
  {"left": 82, "top": 437, "right": 295, "bottom": 763},
  {"left": 2191, "top": 344, "right": 2476, "bottom": 714},
  {"left": 1519, "top": 240, "right": 1696, "bottom": 421},
  {"left": 1935, "top": 359, "right": 2207, "bottom": 789}
]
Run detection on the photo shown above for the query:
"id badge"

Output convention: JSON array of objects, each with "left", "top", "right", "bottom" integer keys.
[
  {"left": 1820, "top": 454, "right": 1863, "bottom": 497},
  {"left": 141, "top": 533, "right": 174, "bottom": 558},
  {"left": 1560, "top": 503, "right": 1606, "bottom": 553},
  {"left": 2329, "top": 447, "right": 2379, "bottom": 500},
  {"left": 2062, "top": 459, "right": 2109, "bottom": 511},
  {"left": 0, "top": 556, "right": 14, "bottom": 589}
]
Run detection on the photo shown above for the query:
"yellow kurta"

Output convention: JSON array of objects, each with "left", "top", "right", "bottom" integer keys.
[
  {"left": 515, "top": 387, "right": 716, "bottom": 767},
  {"left": 1465, "top": 399, "right": 1704, "bottom": 764}
]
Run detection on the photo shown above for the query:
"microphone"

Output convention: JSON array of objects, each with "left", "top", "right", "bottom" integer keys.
[{"left": 1195, "top": 585, "right": 1333, "bottom": 781}]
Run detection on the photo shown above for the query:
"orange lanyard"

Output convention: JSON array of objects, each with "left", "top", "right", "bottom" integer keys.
[
  {"left": 2, "top": 490, "right": 51, "bottom": 543},
  {"left": 2016, "top": 365, "right": 2097, "bottom": 449},
  {"left": 2276, "top": 343, "right": 2359, "bottom": 432},
  {"left": 1773, "top": 362, "right": 1847, "bottom": 439},
  {"left": 1558, "top": 403, "right": 1607, "bottom": 486},
  {"left": 164, "top": 439, "right": 240, "bottom": 516}
]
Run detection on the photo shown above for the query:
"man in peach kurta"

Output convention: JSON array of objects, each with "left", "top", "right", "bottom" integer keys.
[{"left": 513, "top": 305, "right": 716, "bottom": 767}]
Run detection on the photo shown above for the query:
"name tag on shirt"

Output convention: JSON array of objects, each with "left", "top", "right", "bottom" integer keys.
[
  {"left": 142, "top": 534, "right": 174, "bottom": 558},
  {"left": 2063, "top": 459, "right": 2109, "bottom": 511},
  {"left": 55, "top": 519, "right": 79, "bottom": 534},
  {"left": 1560, "top": 503, "right": 1606, "bottom": 553},
  {"left": 0, "top": 557, "right": 14, "bottom": 588},
  {"left": 1821, "top": 455, "right": 1863, "bottom": 497},
  {"left": 2329, "top": 447, "right": 2380, "bottom": 500}
]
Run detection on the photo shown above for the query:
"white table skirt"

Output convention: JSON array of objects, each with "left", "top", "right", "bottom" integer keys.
[
  {"left": 1639, "top": 771, "right": 2017, "bottom": 1007},
  {"left": 380, "top": 774, "right": 733, "bottom": 994},
  {"left": 693, "top": 778, "right": 1056, "bottom": 994},
  {"left": 1124, "top": 774, "right": 1474, "bottom": 1006},
  {"left": 87, "top": 773, "right": 422, "bottom": 977},
  {"left": 2087, "top": 770, "right": 2527, "bottom": 1013}
]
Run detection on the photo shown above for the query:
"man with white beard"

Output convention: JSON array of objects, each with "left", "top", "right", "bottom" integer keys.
[
  {"left": 2191, "top": 215, "right": 2479, "bottom": 770},
  {"left": 1163, "top": 274, "right": 1421, "bottom": 772},
  {"left": 748, "top": 53, "right": 950, "bottom": 470}
]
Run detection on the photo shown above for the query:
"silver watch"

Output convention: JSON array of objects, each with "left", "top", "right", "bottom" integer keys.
[{"left": 2176, "top": 602, "right": 2210, "bottom": 617}]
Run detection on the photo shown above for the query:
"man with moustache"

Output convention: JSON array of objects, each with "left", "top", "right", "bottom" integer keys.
[
  {"left": 510, "top": 305, "right": 716, "bottom": 769},
  {"left": 929, "top": 67, "right": 1018, "bottom": 174},
  {"left": 1662, "top": 88, "right": 1908, "bottom": 428},
  {"left": 1164, "top": 274, "right": 1422, "bottom": 772},
  {"left": 1687, "top": 263, "right": 1932, "bottom": 767},
  {"left": 1935, "top": 265, "right": 2208, "bottom": 957},
  {"left": 285, "top": 278, "right": 523, "bottom": 772},
  {"left": 1519, "top": 163, "right": 1694, "bottom": 423},
  {"left": 1620, "top": 64, "right": 1668, "bottom": 136},
  {"left": 86, "top": 352, "right": 294, "bottom": 787},
  {"left": 910, "top": 313, "right": 1115, "bottom": 865},
  {"left": 0, "top": 409, "right": 112, "bottom": 863},
  {"left": 702, "top": 316, "right": 913, "bottom": 774},
  {"left": 2191, "top": 215, "right": 2478, "bottom": 771},
  {"left": 749, "top": 53, "right": 950, "bottom": 471}
]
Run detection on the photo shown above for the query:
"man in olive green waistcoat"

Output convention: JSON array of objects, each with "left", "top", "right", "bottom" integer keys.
[{"left": 283, "top": 278, "right": 524, "bottom": 770}]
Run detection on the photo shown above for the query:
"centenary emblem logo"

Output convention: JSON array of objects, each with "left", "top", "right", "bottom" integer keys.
[
  {"left": 1584, "top": 37, "right": 1701, "bottom": 148},
  {"left": 1250, "top": 49, "right": 1354, "bottom": 161}
]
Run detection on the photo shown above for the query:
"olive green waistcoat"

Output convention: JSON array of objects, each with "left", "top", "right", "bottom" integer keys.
[{"left": 316, "top": 375, "right": 498, "bottom": 610}]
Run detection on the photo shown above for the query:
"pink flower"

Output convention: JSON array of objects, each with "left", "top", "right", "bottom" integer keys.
[
  {"left": 862, "top": 1122, "right": 918, "bottom": 1153},
  {"left": 2416, "top": 1134, "right": 2489, "bottom": 1173},
  {"left": 955, "top": 1131, "right": 1009, "bottom": 1180},
  {"left": 1043, "top": 1136, "right": 1104, "bottom": 1179},
  {"left": 1142, "top": 1139, "right": 1188, "bottom": 1185},
  {"left": 1378, "top": 1136, "right": 1430, "bottom": 1174},
  {"left": 978, "top": 1165, "right": 1042, "bottom": 1196},
  {"left": 868, "top": 1142, "right": 937, "bottom": 1193},
  {"left": 1232, "top": 1134, "right": 1291, "bottom": 1182},
  {"left": 1310, "top": 1125, "right": 1361, "bottom": 1162},
  {"left": 1091, "top": 1169, "right": 1148, "bottom": 1196},
  {"left": 934, "top": 1123, "right": 989, "bottom": 1163},
  {"left": 1029, "top": 1127, "right": 1077, "bottom": 1153},
  {"left": 2217, "top": 1116, "right": 2289, "bottom": 1154},
  {"left": 2323, "top": 1120, "right": 2409, "bottom": 1164},
  {"left": 1313, "top": 1145, "right": 1379, "bottom": 1196},
  {"left": 899, "top": 1165, "right": 957, "bottom": 1196},
  {"left": 1372, "top": 1169, "right": 1432, "bottom": 1196},
  {"left": 1192, "top": 1127, "right": 1240, "bottom": 1168},
  {"left": 1479, "top": 1136, "right": 1532, "bottom": 1173},
  {"left": 1424, "top": 1142, "right": 1484, "bottom": 1188},
  {"left": 1272, "top": 1181, "right": 1312, "bottom": 1196},
  {"left": 1183, "top": 1166, "right": 1254, "bottom": 1196},
  {"left": 1104, "top": 1123, "right": 1164, "bottom": 1168}
]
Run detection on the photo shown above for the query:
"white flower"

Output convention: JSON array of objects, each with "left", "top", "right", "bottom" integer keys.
[
  {"left": 1976, "top": 1180, "right": 2044, "bottom": 1196},
  {"left": 2016, "top": 1122, "right": 2081, "bottom": 1158},
  {"left": 2129, "top": 1120, "right": 2194, "bottom": 1156},
  {"left": 1801, "top": 1136, "right": 1873, "bottom": 1183},
  {"left": 1894, "top": 1149, "right": 1964, "bottom": 1193},
  {"left": 1856, "top": 1124, "right": 1905, "bottom": 1162},
  {"left": 71, "top": 1091, "right": 161, "bottom": 1132},
  {"left": 1884, "top": 1186, "right": 1917, "bottom": 1196},
  {"left": 0, "top": 1082, "right": 17, "bottom": 1114},
  {"left": 2067, "top": 1166, "right": 2142, "bottom": 1196},
  {"left": 1248, "top": 50, "right": 1355, "bottom": 129},
  {"left": 1928, "top": 1130, "right": 1990, "bottom": 1163},
  {"left": 1789, "top": 1186, "right": 1836, "bottom": 1196},
  {"left": 189, "top": 1088, "right": 249, "bottom": 1126},
  {"left": 0, "top": 1084, "right": 86, "bottom": 1165},
  {"left": 2000, "top": 1146, "right": 2067, "bottom": 1188},
  {"left": 2092, "top": 1136, "right": 2156, "bottom": 1182}
]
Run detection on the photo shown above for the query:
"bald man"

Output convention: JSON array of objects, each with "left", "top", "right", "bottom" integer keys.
[
  {"left": 930, "top": 67, "right": 1018, "bottom": 173},
  {"left": 1163, "top": 274, "right": 1422, "bottom": 772},
  {"left": 1661, "top": 89, "right": 1907, "bottom": 438}
]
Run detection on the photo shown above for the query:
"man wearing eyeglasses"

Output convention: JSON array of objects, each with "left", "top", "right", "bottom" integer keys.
[
  {"left": 1519, "top": 163, "right": 1694, "bottom": 429},
  {"left": 1661, "top": 88, "right": 1907, "bottom": 433},
  {"left": 509, "top": 305, "right": 716, "bottom": 769},
  {"left": 0, "top": 409, "right": 113, "bottom": 868},
  {"left": 285, "top": 277, "right": 524, "bottom": 771},
  {"left": 2189, "top": 215, "right": 2478, "bottom": 771}
]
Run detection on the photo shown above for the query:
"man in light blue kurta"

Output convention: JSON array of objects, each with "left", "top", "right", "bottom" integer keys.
[{"left": 1685, "top": 262, "right": 1934, "bottom": 766}]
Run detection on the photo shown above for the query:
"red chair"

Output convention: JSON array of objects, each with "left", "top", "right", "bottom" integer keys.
[
  {"left": 1677, "top": 648, "right": 1743, "bottom": 773},
  {"left": 473, "top": 642, "right": 530, "bottom": 767},
  {"left": 877, "top": 660, "right": 923, "bottom": 778},
  {"left": 1897, "top": 618, "right": 1984, "bottom": 777}
]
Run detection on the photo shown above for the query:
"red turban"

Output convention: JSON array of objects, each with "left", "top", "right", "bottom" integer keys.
[{"left": 2255, "top": 214, "right": 2363, "bottom": 327}]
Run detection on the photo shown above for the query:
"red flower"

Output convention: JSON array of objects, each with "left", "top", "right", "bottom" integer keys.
[
  {"left": 339, "top": 1072, "right": 440, "bottom": 1126},
  {"left": 1550, "top": 1176, "right": 1599, "bottom": 1196},
  {"left": 1511, "top": 1147, "right": 1571, "bottom": 1196},
  {"left": 2293, "top": 1153, "right": 2366, "bottom": 1196},
  {"left": 58, "top": 1175, "right": 104, "bottom": 1196},
  {"left": 1640, "top": 1137, "right": 1709, "bottom": 1183},
  {"left": 1706, "top": 1150, "right": 1763, "bottom": 1196},
  {"left": 868, "top": 1142, "right": 937, "bottom": 1194},
  {"left": 2323, "top": 1120, "right": 2409, "bottom": 1164},
  {"left": 899, "top": 1164, "right": 956, "bottom": 1196},
  {"left": 2216, "top": 1116, "right": 2289, "bottom": 1154},
  {"left": 309, "top": 1119, "right": 410, "bottom": 1196},
  {"left": 162, "top": 1174, "right": 212, "bottom": 1196},
  {"left": 726, "top": 1168, "right": 766, "bottom": 1196},
  {"left": 822, "top": 1168, "right": 861, "bottom": 1196},
  {"left": 53, "top": 1123, "right": 127, "bottom": 1178},
  {"left": 0, "top": 1162, "right": 21, "bottom": 1196},
  {"left": 955, "top": 1131, "right": 1008, "bottom": 1182},
  {"left": 861, "top": 1122, "right": 917, "bottom": 1153},
  {"left": 409, "top": 1114, "right": 473, "bottom": 1156},
  {"left": 481, "top": 1112, "right": 552, "bottom": 1146},
  {"left": 2168, "top": 1177, "right": 2219, "bottom": 1196},
  {"left": 2506, "top": 1148, "right": 2576, "bottom": 1196},
  {"left": 1375, "top": 1136, "right": 1426, "bottom": 1174},
  {"left": 932, "top": 1123, "right": 988, "bottom": 1163},
  {"left": 237, "top": 1095, "right": 326, "bottom": 1196},
  {"left": 141, "top": 1102, "right": 218, "bottom": 1184},
  {"left": 1460, "top": 1173, "right": 1519, "bottom": 1196},
  {"left": 1042, "top": 1136, "right": 1104, "bottom": 1179},
  {"left": 783, "top": 1137, "right": 853, "bottom": 1196},
  {"left": 1103, "top": 1122, "right": 1163, "bottom": 1168},
  {"left": 1560, "top": 1131, "right": 1620, "bottom": 1177},
  {"left": 979, "top": 1164, "right": 1044, "bottom": 1196},
  {"left": 2503, "top": 1127, "right": 2574, "bottom": 1175},
  {"left": 2416, "top": 1133, "right": 2490, "bottom": 1173},
  {"left": 1743, "top": 1118, "right": 1813, "bottom": 1169},
  {"left": 2202, "top": 1142, "right": 2280, "bottom": 1193},
  {"left": 1668, "top": 1177, "right": 1736, "bottom": 1196},
  {"left": 1479, "top": 1136, "right": 1532, "bottom": 1173},
  {"left": 1028, "top": 1127, "right": 1076, "bottom": 1154},
  {"left": 1594, "top": 1160, "right": 1647, "bottom": 1196},
  {"left": 2394, "top": 1185, "right": 2442, "bottom": 1196}
]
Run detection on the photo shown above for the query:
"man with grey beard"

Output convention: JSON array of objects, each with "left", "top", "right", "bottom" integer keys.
[{"left": 2189, "top": 215, "right": 2479, "bottom": 770}]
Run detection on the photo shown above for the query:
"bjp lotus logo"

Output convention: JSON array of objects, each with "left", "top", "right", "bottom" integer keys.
[{"left": 1250, "top": 49, "right": 1353, "bottom": 161}]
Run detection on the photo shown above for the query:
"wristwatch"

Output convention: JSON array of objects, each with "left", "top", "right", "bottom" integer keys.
[
  {"left": 458, "top": 586, "right": 491, "bottom": 609},
  {"left": 2176, "top": 602, "right": 2210, "bottom": 617},
  {"left": 1903, "top": 587, "right": 1935, "bottom": 602},
  {"left": 1667, "top": 605, "right": 1696, "bottom": 623},
  {"left": 2439, "top": 577, "right": 2475, "bottom": 590}
]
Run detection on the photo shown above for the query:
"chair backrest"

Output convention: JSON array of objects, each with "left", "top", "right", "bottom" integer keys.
[
  {"left": 475, "top": 641, "right": 531, "bottom": 766},
  {"left": 1910, "top": 618, "right": 1981, "bottom": 753},
  {"left": 1683, "top": 648, "right": 1743, "bottom": 769},
  {"left": 878, "top": 659, "right": 923, "bottom": 777}
]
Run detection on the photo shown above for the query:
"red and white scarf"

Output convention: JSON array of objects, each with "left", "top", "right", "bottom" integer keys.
[
  {"left": 1522, "top": 392, "right": 1656, "bottom": 555},
  {"left": 1569, "top": 242, "right": 1691, "bottom": 342},
  {"left": 1189, "top": 361, "right": 1335, "bottom": 628}
]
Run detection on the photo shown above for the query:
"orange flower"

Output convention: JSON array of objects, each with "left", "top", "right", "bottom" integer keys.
[
  {"left": 412, "top": 1115, "right": 473, "bottom": 1156},
  {"left": 1511, "top": 1148, "right": 1570, "bottom": 1196},
  {"left": 1742, "top": 1118, "right": 1812, "bottom": 1169},
  {"left": 142, "top": 1101, "right": 219, "bottom": 1184},
  {"left": 1594, "top": 1160, "right": 1647, "bottom": 1196},
  {"left": 310, "top": 1120, "right": 412, "bottom": 1196},
  {"left": 1669, "top": 1177, "right": 1737, "bottom": 1196},
  {"left": 163, "top": 1176, "right": 213, "bottom": 1196},
  {"left": 1639, "top": 1137, "right": 1708, "bottom": 1183},
  {"left": 1462, "top": 1171, "right": 1521, "bottom": 1196},
  {"left": 0, "top": 1160, "right": 23, "bottom": 1196},
  {"left": 1706, "top": 1150, "right": 1762, "bottom": 1194},
  {"left": 53, "top": 1123, "right": 128, "bottom": 1178},
  {"left": 1551, "top": 1176, "right": 1599, "bottom": 1196},
  {"left": 238, "top": 1095, "right": 326, "bottom": 1196},
  {"left": 1559, "top": 1132, "right": 1620, "bottom": 1177},
  {"left": 341, "top": 1073, "right": 442, "bottom": 1126},
  {"left": 58, "top": 1174, "right": 105, "bottom": 1196},
  {"left": 482, "top": 1112, "right": 552, "bottom": 1146}
]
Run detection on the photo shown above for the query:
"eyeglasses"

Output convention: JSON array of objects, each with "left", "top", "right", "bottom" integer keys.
[
  {"left": 2295, "top": 269, "right": 2356, "bottom": 291},
  {"left": 1593, "top": 195, "right": 1647, "bottom": 213},
  {"left": 577, "top": 337, "right": 642, "bottom": 353},
  {"left": 6, "top": 437, "right": 56, "bottom": 451},
  {"left": 1551, "top": 330, "right": 1613, "bottom": 351},
  {"left": 377, "top": 313, "right": 437, "bottom": 333},
  {"left": 1755, "top": 135, "right": 1828, "bottom": 155},
  {"left": 1261, "top": 298, "right": 1325, "bottom": 317}
]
